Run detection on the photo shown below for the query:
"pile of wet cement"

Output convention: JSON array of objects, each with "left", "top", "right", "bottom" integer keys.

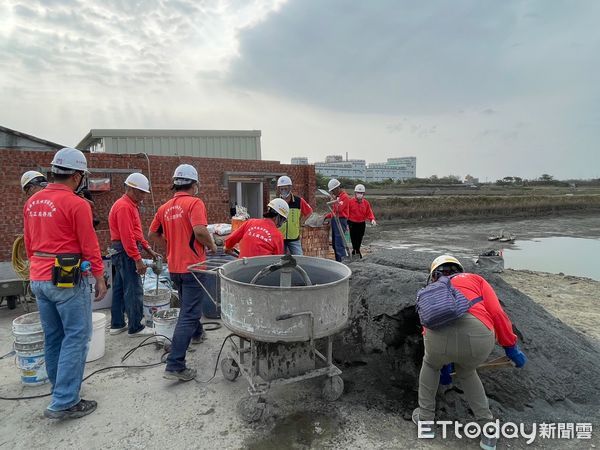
[{"left": 335, "top": 249, "right": 600, "bottom": 422}]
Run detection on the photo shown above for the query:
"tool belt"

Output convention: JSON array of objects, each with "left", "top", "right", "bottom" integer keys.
[{"left": 50, "top": 253, "right": 82, "bottom": 288}]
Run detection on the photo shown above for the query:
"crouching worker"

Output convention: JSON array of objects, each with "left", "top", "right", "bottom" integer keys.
[
  {"left": 224, "top": 198, "right": 287, "bottom": 257},
  {"left": 413, "top": 255, "right": 527, "bottom": 450}
]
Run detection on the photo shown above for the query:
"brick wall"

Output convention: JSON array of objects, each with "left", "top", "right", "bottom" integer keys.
[{"left": 0, "top": 148, "right": 318, "bottom": 261}]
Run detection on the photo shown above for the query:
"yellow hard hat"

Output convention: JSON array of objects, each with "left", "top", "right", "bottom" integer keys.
[{"left": 430, "top": 254, "right": 463, "bottom": 275}]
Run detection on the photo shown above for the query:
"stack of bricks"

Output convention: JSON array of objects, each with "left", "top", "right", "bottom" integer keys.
[
  {"left": 0, "top": 148, "right": 317, "bottom": 261},
  {"left": 301, "top": 226, "right": 331, "bottom": 258}
]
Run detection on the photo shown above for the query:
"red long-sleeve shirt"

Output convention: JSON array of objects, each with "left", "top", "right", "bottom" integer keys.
[
  {"left": 325, "top": 190, "right": 350, "bottom": 219},
  {"left": 450, "top": 273, "right": 517, "bottom": 347},
  {"left": 108, "top": 194, "right": 150, "bottom": 261},
  {"left": 225, "top": 218, "right": 284, "bottom": 258},
  {"left": 348, "top": 197, "right": 375, "bottom": 222},
  {"left": 24, "top": 184, "right": 104, "bottom": 280}
]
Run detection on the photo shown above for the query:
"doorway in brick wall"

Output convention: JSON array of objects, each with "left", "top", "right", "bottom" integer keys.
[{"left": 228, "top": 181, "right": 264, "bottom": 218}]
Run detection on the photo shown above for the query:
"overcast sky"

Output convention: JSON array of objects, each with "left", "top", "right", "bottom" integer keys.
[{"left": 1, "top": 0, "right": 599, "bottom": 180}]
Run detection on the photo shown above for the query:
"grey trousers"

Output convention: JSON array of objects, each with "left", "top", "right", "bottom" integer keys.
[{"left": 418, "top": 313, "right": 495, "bottom": 421}]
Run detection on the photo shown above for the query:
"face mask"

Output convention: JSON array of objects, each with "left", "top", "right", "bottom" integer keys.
[
  {"left": 279, "top": 188, "right": 291, "bottom": 199},
  {"left": 356, "top": 193, "right": 364, "bottom": 200},
  {"left": 75, "top": 173, "right": 85, "bottom": 192},
  {"left": 193, "top": 184, "right": 199, "bottom": 196},
  {"left": 276, "top": 216, "right": 287, "bottom": 228}
]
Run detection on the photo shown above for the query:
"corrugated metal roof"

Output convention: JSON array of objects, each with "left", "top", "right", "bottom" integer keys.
[
  {"left": 76, "top": 129, "right": 262, "bottom": 160},
  {"left": 0, "top": 125, "right": 65, "bottom": 150}
]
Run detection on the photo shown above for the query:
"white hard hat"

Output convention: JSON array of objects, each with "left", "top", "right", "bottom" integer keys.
[
  {"left": 430, "top": 255, "right": 464, "bottom": 275},
  {"left": 51, "top": 147, "right": 90, "bottom": 174},
  {"left": 21, "top": 170, "right": 47, "bottom": 191},
  {"left": 354, "top": 184, "right": 366, "bottom": 193},
  {"left": 277, "top": 176, "right": 292, "bottom": 187},
  {"left": 328, "top": 178, "right": 341, "bottom": 191},
  {"left": 172, "top": 164, "right": 198, "bottom": 184},
  {"left": 267, "top": 198, "right": 290, "bottom": 219},
  {"left": 124, "top": 172, "right": 150, "bottom": 193}
]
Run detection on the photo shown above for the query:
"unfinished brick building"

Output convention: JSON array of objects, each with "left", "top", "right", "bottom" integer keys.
[{"left": 0, "top": 127, "right": 327, "bottom": 261}]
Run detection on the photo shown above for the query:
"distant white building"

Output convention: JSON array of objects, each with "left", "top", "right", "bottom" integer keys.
[
  {"left": 315, "top": 159, "right": 367, "bottom": 179},
  {"left": 366, "top": 157, "right": 416, "bottom": 181},
  {"left": 314, "top": 155, "right": 416, "bottom": 181},
  {"left": 291, "top": 156, "right": 309, "bottom": 165}
]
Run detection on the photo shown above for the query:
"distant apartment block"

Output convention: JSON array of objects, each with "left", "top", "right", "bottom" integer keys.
[
  {"left": 291, "top": 156, "right": 309, "bottom": 165},
  {"left": 314, "top": 155, "right": 416, "bottom": 182}
]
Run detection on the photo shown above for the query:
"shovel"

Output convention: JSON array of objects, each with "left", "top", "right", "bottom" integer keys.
[
  {"left": 318, "top": 188, "right": 350, "bottom": 258},
  {"left": 450, "top": 356, "right": 514, "bottom": 376}
]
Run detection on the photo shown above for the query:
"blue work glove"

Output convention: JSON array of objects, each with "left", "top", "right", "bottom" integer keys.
[
  {"left": 440, "top": 363, "right": 454, "bottom": 385},
  {"left": 504, "top": 344, "right": 527, "bottom": 368}
]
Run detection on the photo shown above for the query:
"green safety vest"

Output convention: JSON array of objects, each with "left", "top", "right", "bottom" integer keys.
[{"left": 279, "top": 195, "right": 302, "bottom": 241}]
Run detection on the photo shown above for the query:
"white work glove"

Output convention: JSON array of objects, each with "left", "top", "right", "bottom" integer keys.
[{"left": 371, "top": 219, "right": 377, "bottom": 226}]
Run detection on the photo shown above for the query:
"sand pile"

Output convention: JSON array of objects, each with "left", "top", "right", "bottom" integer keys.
[{"left": 335, "top": 249, "right": 600, "bottom": 422}]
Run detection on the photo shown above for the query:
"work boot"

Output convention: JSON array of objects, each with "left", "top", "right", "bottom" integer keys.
[
  {"left": 480, "top": 434, "right": 497, "bottom": 450},
  {"left": 191, "top": 333, "right": 205, "bottom": 345},
  {"left": 163, "top": 368, "right": 197, "bottom": 382},
  {"left": 411, "top": 408, "right": 435, "bottom": 438},
  {"left": 44, "top": 399, "right": 97, "bottom": 419}
]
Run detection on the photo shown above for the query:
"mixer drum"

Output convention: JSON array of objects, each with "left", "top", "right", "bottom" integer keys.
[{"left": 219, "top": 256, "right": 351, "bottom": 343}]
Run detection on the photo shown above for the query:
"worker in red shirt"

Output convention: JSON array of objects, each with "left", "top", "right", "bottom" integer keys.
[
  {"left": 224, "top": 198, "right": 288, "bottom": 257},
  {"left": 24, "top": 147, "right": 107, "bottom": 420},
  {"left": 413, "top": 255, "right": 527, "bottom": 450},
  {"left": 108, "top": 173, "right": 161, "bottom": 337},
  {"left": 324, "top": 178, "right": 350, "bottom": 262},
  {"left": 347, "top": 184, "right": 376, "bottom": 259},
  {"left": 149, "top": 164, "right": 217, "bottom": 382},
  {"left": 21, "top": 170, "right": 48, "bottom": 198},
  {"left": 276, "top": 176, "right": 312, "bottom": 255}
]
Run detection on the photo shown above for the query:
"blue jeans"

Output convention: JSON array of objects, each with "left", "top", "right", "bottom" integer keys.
[
  {"left": 166, "top": 273, "right": 208, "bottom": 372},
  {"left": 31, "top": 279, "right": 92, "bottom": 411},
  {"left": 284, "top": 239, "right": 303, "bottom": 255},
  {"left": 111, "top": 250, "right": 144, "bottom": 334},
  {"left": 331, "top": 217, "right": 348, "bottom": 262}
]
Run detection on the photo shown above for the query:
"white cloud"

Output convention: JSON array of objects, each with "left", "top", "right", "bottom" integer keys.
[{"left": 1, "top": 0, "right": 599, "bottom": 180}]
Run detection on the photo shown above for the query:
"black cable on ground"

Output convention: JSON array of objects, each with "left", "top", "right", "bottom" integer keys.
[
  {"left": 195, "top": 333, "right": 236, "bottom": 384},
  {"left": 0, "top": 334, "right": 173, "bottom": 401},
  {"left": 0, "top": 331, "right": 235, "bottom": 401},
  {"left": 201, "top": 321, "right": 222, "bottom": 332}
]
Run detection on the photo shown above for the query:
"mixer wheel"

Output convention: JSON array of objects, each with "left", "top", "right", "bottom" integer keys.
[
  {"left": 322, "top": 375, "right": 344, "bottom": 401},
  {"left": 237, "top": 396, "right": 266, "bottom": 423},
  {"left": 221, "top": 358, "right": 240, "bottom": 381}
]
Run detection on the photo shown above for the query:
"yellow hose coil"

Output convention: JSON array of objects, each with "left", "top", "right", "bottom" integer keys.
[{"left": 12, "top": 235, "right": 29, "bottom": 280}]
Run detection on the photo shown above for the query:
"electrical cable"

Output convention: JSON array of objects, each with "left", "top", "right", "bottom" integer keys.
[
  {"left": 194, "top": 333, "right": 236, "bottom": 384},
  {"left": 0, "top": 332, "right": 234, "bottom": 401}
]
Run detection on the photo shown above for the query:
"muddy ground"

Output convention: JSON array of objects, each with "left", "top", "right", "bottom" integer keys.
[{"left": 1, "top": 214, "right": 599, "bottom": 449}]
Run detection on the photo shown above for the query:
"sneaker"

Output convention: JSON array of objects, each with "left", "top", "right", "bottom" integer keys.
[
  {"left": 191, "top": 334, "right": 205, "bottom": 345},
  {"left": 163, "top": 368, "right": 197, "bottom": 382},
  {"left": 109, "top": 325, "right": 128, "bottom": 335},
  {"left": 480, "top": 435, "right": 497, "bottom": 450},
  {"left": 128, "top": 326, "right": 154, "bottom": 338},
  {"left": 44, "top": 399, "right": 97, "bottom": 419},
  {"left": 412, "top": 408, "right": 435, "bottom": 438}
]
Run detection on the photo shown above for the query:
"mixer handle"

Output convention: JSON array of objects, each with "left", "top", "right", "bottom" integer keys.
[{"left": 250, "top": 255, "right": 313, "bottom": 286}]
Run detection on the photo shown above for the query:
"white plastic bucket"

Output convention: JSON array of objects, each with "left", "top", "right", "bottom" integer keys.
[
  {"left": 143, "top": 288, "right": 171, "bottom": 326},
  {"left": 12, "top": 312, "right": 48, "bottom": 386},
  {"left": 86, "top": 312, "right": 107, "bottom": 362},
  {"left": 153, "top": 308, "right": 179, "bottom": 344}
]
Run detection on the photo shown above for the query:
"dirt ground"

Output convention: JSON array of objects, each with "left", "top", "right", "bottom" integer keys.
[
  {"left": 1, "top": 214, "right": 599, "bottom": 449},
  {"left": 500, "top": 269, "right": 600, "bottom": 344}
]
